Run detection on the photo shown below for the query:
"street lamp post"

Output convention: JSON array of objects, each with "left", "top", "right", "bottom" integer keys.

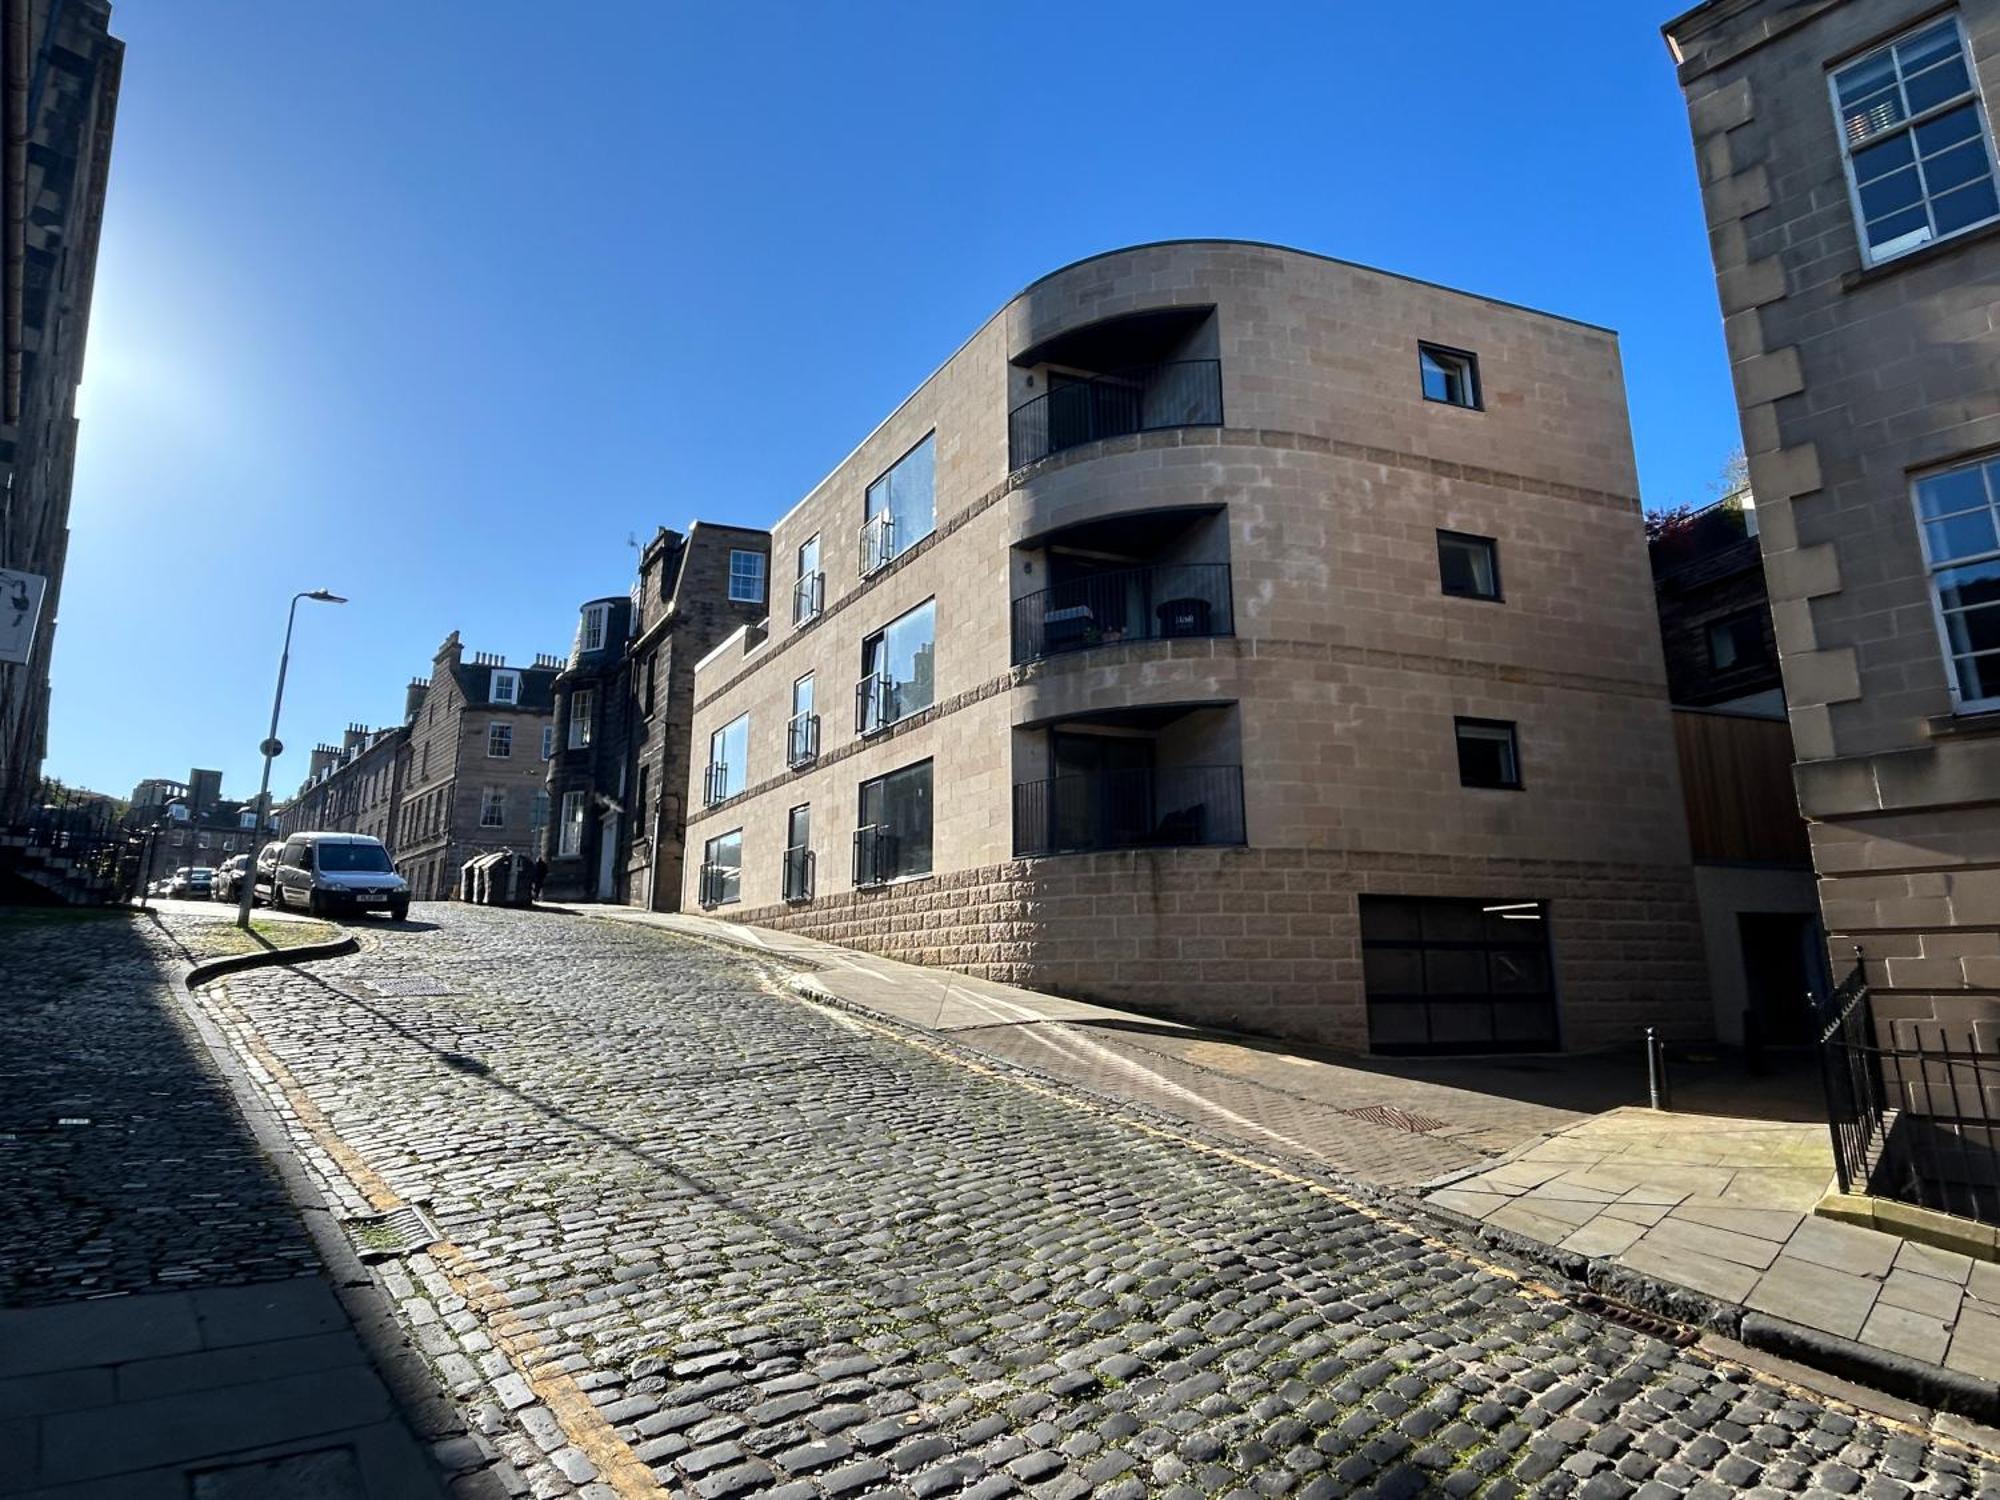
[{"left": 237, "top": 588, "right": 346, "bottom": 928}]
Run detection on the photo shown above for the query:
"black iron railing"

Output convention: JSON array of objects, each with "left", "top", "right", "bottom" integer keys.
[
  {"left": 853, "top": 823, "right": 897, "bottom": 887},
  {"left": 1011, "top": 562, "right": 1233, "bottom": 664},
  {"left": 788, "top": 711, "right": 820, "bottom": 767},
  {"left": 702, "top": 763, "right": 730, "bottom": 807},
  {"left": 1012, "top": 764, "right": 1246, "bottom": 858},
  {"left": 859, "top": 513, "right": 895, "bottom": 577},
  {"left": 783, "top": 844, "right": 814, "bottom": 902},
  {"left": 1008, "top": 359, "right": 1223, "bottom": 471},
  {"left": 697, "top": 860, "right": 739, "bottom": 908},
  {"left": 4, "top": 787, "right": 146, "bottom": 903},
  {"left": 793, "top": 570, "right": 824, "bottom": 626},
  {"left": 855, "top": 674, "right": 894, "bottom": 736},
  {"left": 1819, "top": 949, "right": 2000, "bottom": 1224}
]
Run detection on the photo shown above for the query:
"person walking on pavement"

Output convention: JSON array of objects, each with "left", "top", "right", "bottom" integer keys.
[{"left": 530, "top": 855, "right": 548, "bottom": 901}]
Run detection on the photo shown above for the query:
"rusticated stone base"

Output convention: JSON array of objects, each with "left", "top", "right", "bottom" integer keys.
[{"left": 729, "top": 846, "right": 1709, "bottom": 1054}]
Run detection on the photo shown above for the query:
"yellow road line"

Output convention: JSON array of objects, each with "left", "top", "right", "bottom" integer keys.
[{"left": 200, "top": 979, "right": 672, "bottom": 1499}]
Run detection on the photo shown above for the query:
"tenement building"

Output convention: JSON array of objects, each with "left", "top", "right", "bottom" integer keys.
[
  {"left": 1665, "top": 2, "right": 2000, "bottom": 1032},
  {"left": 396, "top": 632, "right": 560, "bottom": 900},
  {"left": 682, "top": 240, "right": 1707, "bottom": 1053},
  {"left": 0, "top": 0, "right": 120, "bottom": 825},
  {"left": 275, "top": 721, "right": 409, "bottom": 849},
  {"left": 543, "top": 523, "right": 770, "bottom": 906}
]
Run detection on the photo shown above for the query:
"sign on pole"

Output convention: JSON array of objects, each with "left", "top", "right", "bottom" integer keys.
[{"left": 0, "top": 568, "right": 48, "bottom": 666}]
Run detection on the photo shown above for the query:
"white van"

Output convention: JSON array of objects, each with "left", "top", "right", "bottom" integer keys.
[{"left": 272, "top": 832, "right": 410, "bottom": 920}]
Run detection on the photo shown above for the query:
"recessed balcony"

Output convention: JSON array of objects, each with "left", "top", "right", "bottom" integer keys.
[
  {"left": 1012, "top": 560, "right": 1233, "bottom": 665},
  {"left": 1011, "top": 704, "right": 1245, "bottom": 858},
  {"left": 1008, "top": 360, "right": 1223, "bottom": 472}
]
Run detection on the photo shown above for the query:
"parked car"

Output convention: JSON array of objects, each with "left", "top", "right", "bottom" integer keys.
[
  {"left": 252, "top": 840, "right": 283, "bottom": 906},
  {"left": 212, "top": 853, "right": 252, "bottom": 902},
  {"left": 271, "top": 832, "right": 409, "bottom": 920},
  {"left": 164, "top": 867, "right": 191, "bottom": 897},
  {"left": 185, "top": 866, "right": 214, "bottom": 899}
]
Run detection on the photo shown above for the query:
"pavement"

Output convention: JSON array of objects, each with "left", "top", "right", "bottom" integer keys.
[
  {"left": 0, "top": 905, "right": 467, "bottom": 1499},
  {"left": 121, "top": 900, "right": 2000, "bottom": 1497}
]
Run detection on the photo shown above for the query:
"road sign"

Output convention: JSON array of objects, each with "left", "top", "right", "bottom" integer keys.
[
  {"left": 260, "top": 737, "right": 284, "bottom": 758},
  {"left": 0, "top": 568, "right": 47, "bottom": 666}
]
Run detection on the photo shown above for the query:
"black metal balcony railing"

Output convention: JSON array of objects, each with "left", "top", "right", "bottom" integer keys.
[
  {"left": 853, "top": 823, "right": 898, "bottom": 887},
  {"left": 697, "top": 860, "right": 739, "bottom": 908},
  {"left": 702, "top": 762, "right": 729, "bottom": 807},
  {"left": 855, "top": 674, "right": 895, "bottom": 737},
  {"left": 1011, "top": 561, "right": 1233, "bottom": 665},
  {"left": 859, "top": 512, "right": 896, "bottom": 577},
  {"left": 1012, "top": 765, "right": 1246, "bottom": 858},
  {"left": 1008, "top": 359, "right": 1223, "bottom": 472},
  {"left": 783, "top": 844, "right": 815, "bottom": 902},
  {"left": 793, "top": 569, "right": 824, "bottom": 626},
  {"left": 788, "top": 711, "right": 820, "bottom": 768}
]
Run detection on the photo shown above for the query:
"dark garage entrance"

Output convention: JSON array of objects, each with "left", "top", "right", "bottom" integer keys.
[{"left": 1361, "top": 895, "right": 1559, "bottom": 1054}]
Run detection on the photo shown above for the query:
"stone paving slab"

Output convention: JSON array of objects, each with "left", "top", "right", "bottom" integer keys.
[{"left": 1422, "top": 1103, "right": 2000, "bottom": 1390}]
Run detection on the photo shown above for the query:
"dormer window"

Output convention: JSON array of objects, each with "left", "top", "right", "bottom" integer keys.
[
  {"left": 580, "top": 603, "right": 611, "bottom": 653},
  {"left": 491, "top": 669, "right": 521, "bottom": 705}
]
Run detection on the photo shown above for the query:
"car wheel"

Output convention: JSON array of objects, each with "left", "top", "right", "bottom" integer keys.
[{"left": 390, "top": 901, "right": 409, "bottom": 922}]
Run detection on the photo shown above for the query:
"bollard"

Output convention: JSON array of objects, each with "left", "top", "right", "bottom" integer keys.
[{"left": 1647, "top": 1027, "right": 1673, "bottom": 1111}]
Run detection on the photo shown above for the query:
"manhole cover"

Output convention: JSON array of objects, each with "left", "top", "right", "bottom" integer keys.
[
  {"left": 343, "top": 1203, "right": 442, "bottom": 1261},
  {"left": 359, "top": 974, "right": 454, "bottom": 997},
  {"left": 1338, "top": 1103, "right": 1451, "bottom": 1135}
]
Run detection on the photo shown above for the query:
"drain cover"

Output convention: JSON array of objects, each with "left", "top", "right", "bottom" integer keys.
[
  {"left": 359, "top": 974, "right": 454, "bottom": 997},
  {"left": 1338, "top": 1103, "right": 1451, "bottom": 1135},
  {"left": 343, "top": 1203, "right": 443, "bottom": 1261},
  {"left": 1575, "top": 1291, "right": 1699, "bottom": 1347}
]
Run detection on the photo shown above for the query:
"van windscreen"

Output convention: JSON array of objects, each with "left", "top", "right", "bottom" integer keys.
[{"left": 317, "top": 843, "right": 393, "bottom": 873}]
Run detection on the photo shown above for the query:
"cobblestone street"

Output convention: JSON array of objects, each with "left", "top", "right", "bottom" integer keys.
[{"left": 191, "top": 905, "right": 2000, "bottom": 1499}]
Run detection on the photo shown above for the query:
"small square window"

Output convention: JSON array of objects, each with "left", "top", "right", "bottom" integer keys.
[
  {"left": 1706, "top": 610, "right": 1770, "bottom": 671},
  {"left": 1437, "top": 531, "right": 1501, "bottom": 600},
  {"left": 1419, "top": 344, "right": 1481, "bottom": 409},
  {"left": 1455, "top": 717, "right": 1521, "bottom": 789}
]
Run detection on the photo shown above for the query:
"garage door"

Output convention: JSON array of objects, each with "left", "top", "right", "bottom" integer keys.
[{"left": 1360, "top": 895, "right": 1558, "bottom": 1054}]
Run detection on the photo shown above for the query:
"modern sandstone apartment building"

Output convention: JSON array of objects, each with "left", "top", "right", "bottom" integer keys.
[
  {"left": 683, "top": 241, "right": 1707, "bottom": 1054},
  {"left": 1665, "top": 0, "right": 2000, "bottom": 1035}
]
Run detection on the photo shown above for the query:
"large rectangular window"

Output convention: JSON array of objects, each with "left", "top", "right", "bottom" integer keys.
[
  {"left": 789, "top": 673, "right": 819, "bottom": 766},
  {"left": 568, "top": 688, "right": 595, "bottom": 750},
  {"left": 1361, "top": 896, "right": 1556, "bottom": 1054},
  {"left": 729, "top": 549, "right": 767, "bottom": 604},
  {"left": 559, "top": 791, "right": 585, "bottom": 856},
  {"left": 857, "top": 599, "right": 936, "bottom": 735},
  {"left": 480, "top": 788, "right": 506, "bottom": 828},
  {"left": 1832, "top": 16, "right": 2000, "bottom": 265},
  {"left": 861, "top": 433, "right": 936, "bottom": 574},
  {"left": 1914, "top": 457, "right": 2000, "bottom": 709},
  {"left": 580, "top": 603, "right": 610, "bottom": 653},
  {"left": 487, "top": 723, "right": 513, "bottom": 758},
  {"left": 854, "top": 759, "right": 933, "bottom": 886},
  {"left": 706, "top": 713, "right": 749, "bottom": 804},
  {"left": 700, "top": 829, "right": 743, "bottom": 907}
]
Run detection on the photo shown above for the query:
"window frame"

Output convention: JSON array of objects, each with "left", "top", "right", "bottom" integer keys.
[
  {"left": 487, "top": 722, "right": 513, "bottom": 758},
  {"left": 784, "top": 803, "right": 814, "bottom": 902},
  {"left": 854, "top": 758, "right": 934, "bottom": 887},
  {"left": 1912, "top": 455, "right": 2000, "bottom": 712},
  {"left": 861, "top": 432, "right": 938, "bottom": 575},
  {"left": 1704, "top": 608, "right": 1770, "bottom": 672},
  {"left": 1418, "top": 343, "right": 1482, "bottom": 410},
  {"left": 794, "top": 534, "right": 824, "bottom": 625},
  {"left": 728, "top": 549, "right": 768, "bottom": 604},
  {"left": 479, "top": 787, "right": 507, "bottom": 828},
  {"left": 558, "top": 790, "right": 586, "bottom": 856},
  {"left": 1454, "top": 716, "right": 1523, "bottom": 791},
  {"left": 1436, "top": 530, "right": 1503, "bottom": 601},
  {"left": 1829, "top": 14, "right": 2000, "bottom": 268},
  {"left": 700, "top": 828, "right": 744, "bottom": 907},
  {"left": 541, "top": 724, "right": 556, "bottom": 760},
  {"left": 579, "top": 602, "right": 611, "bottom": 654},
  {"left": 567, "top": 687, "right": 595, "bottom": 750},
  {"left": 490, "top": 669, "right": 521, "bottom": 705},
  {"left": 857, "top": 597, "right": 937, "bottom": 736},
  {"left": 706, "top": 712, "right": 749, "bottom": 805}
]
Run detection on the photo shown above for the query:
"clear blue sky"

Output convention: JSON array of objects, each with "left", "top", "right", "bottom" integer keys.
[{"left": 49, "top": 1, "right": 1740, "bottom": 803}]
